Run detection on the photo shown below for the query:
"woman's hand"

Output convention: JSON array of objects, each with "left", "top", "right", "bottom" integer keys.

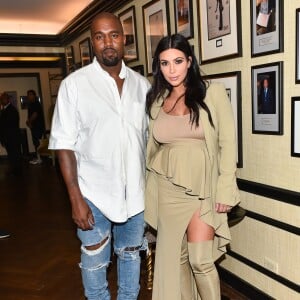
[{"left": 215, "top": 203, "right": 232, "bottom": 213}]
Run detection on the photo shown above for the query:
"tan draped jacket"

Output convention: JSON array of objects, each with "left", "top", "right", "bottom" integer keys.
[{"left": 145, "top": 82, "right": 240, "bottom": 229}]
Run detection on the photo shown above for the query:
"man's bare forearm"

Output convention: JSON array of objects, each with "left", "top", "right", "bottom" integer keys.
[{"left": 56, "top": 149, "right": 82, "bottom": 203}]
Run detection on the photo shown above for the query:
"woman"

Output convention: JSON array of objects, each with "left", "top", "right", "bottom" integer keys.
[{"left": 145, "top": 34, "right": 240, "bottom": 300}]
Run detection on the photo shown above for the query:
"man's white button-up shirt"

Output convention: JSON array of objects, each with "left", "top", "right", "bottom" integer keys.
[{"left": 49, "top": 58, "right": 150, "bottom": 222}]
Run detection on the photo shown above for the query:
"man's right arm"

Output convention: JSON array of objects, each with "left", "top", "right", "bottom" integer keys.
[{"left": 57, "top": 149, "right": 94, "bottom": 230}]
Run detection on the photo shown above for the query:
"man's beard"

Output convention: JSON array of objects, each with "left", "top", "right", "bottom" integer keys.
[
  {"left": 101, "top": 48, "right": 119, "bottom": 66},
  {"left": 102, "top": 56, "right": 119, "bottom": 66}
]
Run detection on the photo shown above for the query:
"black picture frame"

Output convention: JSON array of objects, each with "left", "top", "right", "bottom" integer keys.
[
  {"left": 174, "top": 0, "right": 193, "bottom": 39},
  {"left": 203, "top": 71, "right": 243, "bottom": 168},
  {"left": 296, "top": 9, "right": 300, "bottom": 83},
  {"left": 65, "top": 45, "right": 75, "bottom": 74},
  {"left": 291, "top": 97, "right": 300, "bottom": 157},
  {"left": 250, "top": 0, "right": 284, "bottom": 57},
  {"left": 143, "top": 0, "right": 170, "bottom": 75},
  {"left": 198, "top": 0, "right": 242, "bottom": 64},
  {"left": 251, "top": 61, "right": 283, "bottom": 135},
  {"left": 131, "top": 65, "right": 145, "bottom": 76},
  {"left": 79, "top": 37, "right": 93, "bottom": 67},
  {"left": 119, "top": 6, "right": 139, "bottom": 63}
]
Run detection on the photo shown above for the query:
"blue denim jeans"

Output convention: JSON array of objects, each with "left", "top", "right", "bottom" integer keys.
[{"left": 77, "top": 198, "right": 145, "bottom": 300}]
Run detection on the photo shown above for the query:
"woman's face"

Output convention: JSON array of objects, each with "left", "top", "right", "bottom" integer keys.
[{"left": 159, "top": 48, "right": 191, "bottom": 88}]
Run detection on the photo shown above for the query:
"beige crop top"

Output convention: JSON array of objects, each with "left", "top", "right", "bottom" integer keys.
[{"left": 153, "top": 108, "right": 205, "bottom": 143}]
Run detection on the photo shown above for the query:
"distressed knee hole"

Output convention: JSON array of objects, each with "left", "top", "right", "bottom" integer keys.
[
  {"left": 79, "top": 235, "right": 111, "bottom": 271},
  {"left": 83, "top": 236, "right": 109, "bottom": 254}
]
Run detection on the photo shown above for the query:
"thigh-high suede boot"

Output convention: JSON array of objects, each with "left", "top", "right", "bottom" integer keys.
[{"left": 188, "top": 240, "right": 221, "bottom": 300}]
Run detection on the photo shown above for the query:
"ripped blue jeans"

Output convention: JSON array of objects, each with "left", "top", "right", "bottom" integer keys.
[{"left": 77, "top": 198, "right": 145, "bottom": 300}]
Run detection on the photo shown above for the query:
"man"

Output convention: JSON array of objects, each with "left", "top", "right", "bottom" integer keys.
[
  {"left": 259, "top": 77, "right": 275, "bottom": 114},
  {"left": 26, "top": 89, "right": 45, "bottom": 164},
  {"left": 0, "top": 92, "right": 22, "bottom": 176},
  {"left": 49, "top": 12, "right": 150, "bottom": 300}
]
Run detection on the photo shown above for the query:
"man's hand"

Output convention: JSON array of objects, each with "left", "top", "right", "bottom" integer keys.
[
  {"left": 215, "top": 203, "right": 232, "bottom": 213},
  {"left": 71, "top": 197, "right": 95, "bottom": 230}
]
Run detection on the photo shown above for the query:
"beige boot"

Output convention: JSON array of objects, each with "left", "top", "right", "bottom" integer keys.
[
  {"left": 180, "top": 235, "right": 193, "bottom": 300},
  {"left": 188, "top": 241, "right": 221, "bottom": 300}
]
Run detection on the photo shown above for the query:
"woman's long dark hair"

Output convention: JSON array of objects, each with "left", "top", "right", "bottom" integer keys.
[{"left": 146, "top": 34, "right": 213, "bottom": 127}]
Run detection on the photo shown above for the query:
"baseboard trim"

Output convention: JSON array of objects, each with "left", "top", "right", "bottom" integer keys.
[
  {"left": 218, "top": 266, "right": 275, "bottom": 299},
  {"left": 227, "top": 250, "right": 300, "bottom": 293}
]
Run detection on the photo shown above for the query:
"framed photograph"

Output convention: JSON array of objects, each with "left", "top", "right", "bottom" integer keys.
[
  {"left": 251, "top": 0, "right": 283, "bottom": 57},
  {"left": 198, "top": 0, "right": 241, "bottom": 64},
  {"left": 119, "top": 6, "right": 138, "bottom": 62},
  {"left": 203, "top": 72, "right": 243, "bottom": 167},
  {"left": 131, "top": 65, "right": 145, "bottom": 76},
  {"left": 291, "top": 97, "right": 300, "bottom": 157},
  {"left": 79, "top": 38, "right": 93, "bottom": 67},
  {"left": 143, "top": 0, "right": 170, "bottom": 75},
  {"left": 251, "top": 62, "right": 283, "bottom": 135},
  {"left": 296, "top": 9, "right": 300, "bottom": 83},
  {"left": 65, "top": 45, "right": 75, "bottom": 74},
  {"left": 174, "top": 0, "right": 193, "bottom": 39}
]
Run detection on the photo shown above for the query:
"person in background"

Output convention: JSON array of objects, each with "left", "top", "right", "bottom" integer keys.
[
  {"left": 49, "top": 12, "right": 150, "bottom": 300},
  {"left": 145, "top": 34, "right": 240, "bottom": 300},
  {"left": 0, "top": 92, "right": 22, "bottom": 176},
  {"left": 26, "top": 89, "right": 45, "bottom": 165}
]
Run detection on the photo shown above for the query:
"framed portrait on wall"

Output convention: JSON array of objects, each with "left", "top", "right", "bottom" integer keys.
[
  {"left": 143, "top": 0, "right": 170, "bottom": 75},
  {"left": 291, "top": 97, "right": 300, "bottom": 157},
  {"left": 198, "top": 0, "right": 242, "bottom": 64},
  {"left": 203, "top": 72, "right": 243, "bottom": 167},
  {"left": 119, "top": 6, "right": 138, "bottom": 62},
  {"left": 250, "top": 0, "right": 283, "bottom": 57},
  {"left": 79, "top": 38, "right": 93, "bottom": 67},
  {"left": 251, "top": 62, "right": 283, "bottom": 135},
  {"left": 174, "top": 0, "right": 193, "bottom": 39}
]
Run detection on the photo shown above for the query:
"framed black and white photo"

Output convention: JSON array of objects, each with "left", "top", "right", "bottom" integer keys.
[
  {"left": 174, "top": 0, "right": 193, "bottom": 39},
  {"left": 251, "top": 0, "right": 283, "bottom": 57},
  {"left": 291, "top": 97, "right": 300, "bottom": 157},
  {"left": 119, "top": 6, "right": 138, "bottom": 62},
  {"left": 251, "top": 62, "right": 283, "bottom": 135},
  {"left": 203, "top": 72, "right": 243, "bottom": 167},
  {"left": 198, "top": 0, "right": 241, "bottom": 63},
  {"left": 79, "top": 38, "right": 93, "bottom": 67},
  {"left": 296, "top": 9, "right": 300, "bottom": 83},
  {"left": 143, "top": 0, "right": 170, "bottom": 75}
]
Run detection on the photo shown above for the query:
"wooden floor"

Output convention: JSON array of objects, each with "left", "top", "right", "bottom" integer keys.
[{"left": 0, "top": 158, "right": 248, "bottom": 300}]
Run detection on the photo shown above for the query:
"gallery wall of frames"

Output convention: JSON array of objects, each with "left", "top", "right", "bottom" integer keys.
[{"left": 63, "top": 2, "right": 300, "bottom": 298}]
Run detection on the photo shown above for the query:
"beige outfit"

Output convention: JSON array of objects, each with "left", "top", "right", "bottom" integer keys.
[{"left": 145, "top": 83, "right": 240, "bottom": 300}]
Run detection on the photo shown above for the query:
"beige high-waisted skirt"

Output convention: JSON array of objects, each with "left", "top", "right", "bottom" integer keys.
[{"left": 145, "top": 140, "right": 230, "bottom": 300}]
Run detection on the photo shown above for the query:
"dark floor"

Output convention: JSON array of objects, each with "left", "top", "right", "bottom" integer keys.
[{"left": 0, "top": 157, "right": 248, "bottom": 299}]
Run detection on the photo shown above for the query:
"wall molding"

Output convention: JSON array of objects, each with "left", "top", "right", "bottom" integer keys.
[
  {"left": 227, "top": 250, "right": 300, "bottom": 293},
  {"left": 245, "top": 210, "right": 300, "bottom": 235},
  {"left": 218, "top": 266, "right": 275, "bottom": 299},
  {"left": 0, "top": 0, "right": 131, "bottom": 47},
  {"left": 237, "top": 179, "right": 300, "bottom": 206}
]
